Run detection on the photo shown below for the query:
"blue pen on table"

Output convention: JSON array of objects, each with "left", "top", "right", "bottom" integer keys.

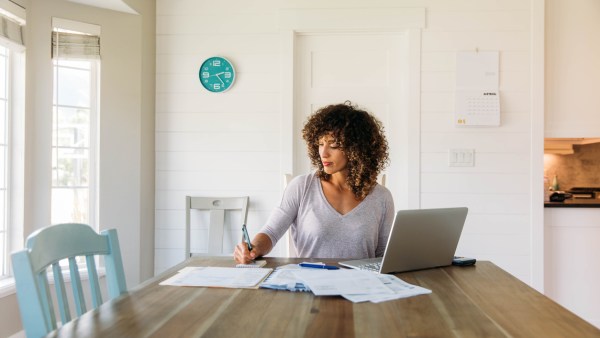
[
  {"left": 299, "top": 262, "right": 340, "bottom": 270},
  {"left": 241, "top": 224, "right": 252, "bottom": 251}
]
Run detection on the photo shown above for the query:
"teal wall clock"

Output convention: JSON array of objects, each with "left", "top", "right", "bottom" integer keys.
[{"left": 199, "top": 56, "right": 236, "bottom": 92}]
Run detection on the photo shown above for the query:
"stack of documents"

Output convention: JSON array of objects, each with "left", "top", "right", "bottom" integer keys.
[
  {"left": 260, "top": 264, "right": 431, "bottom": 303},
  {"left": 341, "top": 273, "right": 432, "bottom": 303},
  {"left": 260, "top": 264, "right": 311, "bottom": 292},
  {"left": 160, "top": 264, "right": 430, "bottom": 303}
]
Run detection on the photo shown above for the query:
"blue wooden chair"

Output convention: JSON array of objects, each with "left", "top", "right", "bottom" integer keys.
[{"left": 11, "top": 223, "right": 127, "bottom": 338}]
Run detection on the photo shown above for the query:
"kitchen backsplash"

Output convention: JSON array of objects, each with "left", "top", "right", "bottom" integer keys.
[{"left": 544, "top": 142, "right": 600, "bottom": 190}]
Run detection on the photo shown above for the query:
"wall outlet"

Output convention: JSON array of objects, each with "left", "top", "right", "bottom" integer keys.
[{"left": 449, "top": 149, "right": 475, "bottom": 167}]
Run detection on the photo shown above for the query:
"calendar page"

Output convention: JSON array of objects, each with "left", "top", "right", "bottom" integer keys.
[
  {"left": 455, "top": 90, "right": 500, "bottom": 126},
  {"left": 455, "top": 51, "right": 500, "bottom": 127}
]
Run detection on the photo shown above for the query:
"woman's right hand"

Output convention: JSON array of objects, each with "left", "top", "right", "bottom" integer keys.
[
  {"left": 232, "top": 233, "right": 273, "bottom": 264},
  {"left": 233, "top": 241, "right": 257, "bottom": 264}
]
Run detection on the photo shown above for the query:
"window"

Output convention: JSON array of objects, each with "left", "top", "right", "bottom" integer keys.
[
  {"left": 51, "top": 21, "right": 99, "bottom": 227},
  {"left": 0, "top": 5, "right": 25, "bottom": 281},
  {"left": 0, "top": 45, "right": 8, "bottom": 277},
  {"left": 51, "top": 59, "right": 98, "bottom": 225}
]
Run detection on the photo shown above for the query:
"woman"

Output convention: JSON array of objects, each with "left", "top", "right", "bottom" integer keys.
[{"left": 234, "top": 102, "right": 394, "bottom": 264}]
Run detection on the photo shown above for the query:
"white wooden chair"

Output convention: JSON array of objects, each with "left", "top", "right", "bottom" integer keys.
[{"left": 185, "top": 196, "right": 249, "bottom": 257}]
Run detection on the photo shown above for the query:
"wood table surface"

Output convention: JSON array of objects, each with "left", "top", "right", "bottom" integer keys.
[{"left": 47, "top": 257, "right": 600, "bottom": 338}]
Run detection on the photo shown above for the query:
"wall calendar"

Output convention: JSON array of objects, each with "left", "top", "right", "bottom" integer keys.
[{"left": 455, "top": 51, "right": 500, "bottom": 126}]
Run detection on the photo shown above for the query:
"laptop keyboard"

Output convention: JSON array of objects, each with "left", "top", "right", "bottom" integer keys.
[{"left": 356, "top": 262, "right": 381, "bottom": 272}]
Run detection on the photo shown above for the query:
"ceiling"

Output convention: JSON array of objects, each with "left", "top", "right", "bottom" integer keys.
[{"left": 66, "top": 0, "right": 138, "bottom": 14}]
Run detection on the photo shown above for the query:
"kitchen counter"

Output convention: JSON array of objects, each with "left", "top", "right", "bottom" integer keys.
[{"left": 545, "top": 198, "right": 600, "bottom": 208}]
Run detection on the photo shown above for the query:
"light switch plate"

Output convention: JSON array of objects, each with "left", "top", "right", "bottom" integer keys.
[{"left": 449, "top": 149, "right": 475, "bottom": 167}]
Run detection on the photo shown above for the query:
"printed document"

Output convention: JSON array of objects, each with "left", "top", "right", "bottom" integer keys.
[
  {"left": 342, "top": 274, "right": 432, "bottom": 303},
  {"left": 159, "top": 266, "right": 272, "bottom": 288},
  {"left": 292, "top": 269, "right": 394, "bottom": 296}
]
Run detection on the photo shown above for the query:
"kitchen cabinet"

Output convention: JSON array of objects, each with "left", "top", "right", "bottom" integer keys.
[
  {"left": 545, "top": 0, "right": 600, "bottom": 137},
  {"left": 544, "top": 208, "right": 600, "bottom": 328}
]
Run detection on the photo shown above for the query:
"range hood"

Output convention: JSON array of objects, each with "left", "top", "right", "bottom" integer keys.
[{"left": 544, "top": 138, "right": 600, "bottom": 155}]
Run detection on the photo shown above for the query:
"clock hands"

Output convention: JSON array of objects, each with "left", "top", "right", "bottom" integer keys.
[{"left": 214, "top": 72, "right": 225, "bottom": 85}]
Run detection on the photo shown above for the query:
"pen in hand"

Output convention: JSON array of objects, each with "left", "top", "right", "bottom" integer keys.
[{"left": 242, "top": 224, "right": 253, "bottom": 251}]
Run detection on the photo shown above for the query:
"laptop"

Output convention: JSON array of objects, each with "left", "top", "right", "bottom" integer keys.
[{"left": 339, "top": 207, "right": 468, "bottom": 274}]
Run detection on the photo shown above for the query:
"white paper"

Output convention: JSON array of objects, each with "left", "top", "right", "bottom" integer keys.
[
  {"left": 260, "top": 265, "right": 310, "bottom": 292},
  {"left": 456, "top": 51, "right": 498, "bottom": 90},
  {"left": 292, "top": 269, "right": 394, "bottom": 296},
  {"left": 159, "top": 266, "right": 272, "bottom": 288},
  {"left": 342, "top": 274, "right": 431, "bottom": 303},
  {"left": 455, "top": 90, "right": 500, "bottom": 126}
]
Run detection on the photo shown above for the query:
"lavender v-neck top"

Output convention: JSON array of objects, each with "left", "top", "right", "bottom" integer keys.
[{"left": 259, "top": 172, "right": 395, "bottom": 259}]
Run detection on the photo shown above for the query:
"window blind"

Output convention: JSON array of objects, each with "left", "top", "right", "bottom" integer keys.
[
  {"left": 51, "top": 30, "right": 100, "bottom": 60},
  {"left": 0, "top": 12, "right": 24, "bottom": 47}
]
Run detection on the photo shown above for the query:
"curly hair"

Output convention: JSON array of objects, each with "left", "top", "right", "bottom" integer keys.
[{"left": 302, "top": 102, "right": 389, "bottom": 200}]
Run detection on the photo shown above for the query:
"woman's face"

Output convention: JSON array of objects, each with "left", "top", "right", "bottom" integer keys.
[{"left": 318, "top": 134, "right": 348, "bottom": 175}]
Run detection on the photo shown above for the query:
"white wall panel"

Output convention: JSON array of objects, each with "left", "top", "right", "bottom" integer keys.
[
  {"left": 426, "top": 10, "right": 529, "bottom": 31},
  {"left": 156, "top": 151, "right": 280, "bottom": 172},
  {"left": 421, "top": 51, "right": 529, "bottom": 72},
  {"left": 420, "top": 92, "right": 454, "bottom": 111},
  {"left": 156, "top": 35, "right": 280, "bottom": 55},
  {"left": 463, "top": 214, "right": 529, "bottom": 234},
  {"left": 157, "top": 14, "right": 279, "bottom": 35},
  {"left": 156, "top": 92, "right": 279, "bottom": 113},
  {"left": 156, "top": 0, "right": 536, "bottom": 284},
  {"left": 421, "top": 152, "right": 530, "bottom": 173},
  {"left": 422, "top": 31, "right": 529, "bottom": 51},
  {"left": 421, "top": 173, "right": 529, "bottom": 194},
  {"left": 155, "top": 210, "right": 184, "bottom": 228},
  {"left": 156, "top": 113, "right": 279, "bottom": 132},
  {"left": 421, "top": 132, "right": 530, "bottom": 152},
  {"left": 421, "top": 193, "right": 530, "bottom": 214},
  {"left": 156, "top": 132, "right": 279, "bottom": 152}
]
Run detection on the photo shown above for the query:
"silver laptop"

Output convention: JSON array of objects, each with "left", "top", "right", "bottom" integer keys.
[{"left": 339, "top": 207, "right": 468, "bottom": 274}]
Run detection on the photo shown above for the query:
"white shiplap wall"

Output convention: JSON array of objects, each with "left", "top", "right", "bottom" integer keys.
[{"left": 155, "top": 0, "right": 534, "bottom": 283}]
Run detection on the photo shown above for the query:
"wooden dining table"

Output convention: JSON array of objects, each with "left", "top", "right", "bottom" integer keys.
[{"left": 47, "top": 257, "right": 600, "bottom": 337}]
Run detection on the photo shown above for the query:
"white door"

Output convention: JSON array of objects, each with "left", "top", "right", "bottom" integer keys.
[{"left": 293, "top": 32, "right": 409, "bottom": 207}]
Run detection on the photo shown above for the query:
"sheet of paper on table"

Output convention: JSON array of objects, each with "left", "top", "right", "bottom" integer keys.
[
  {"left": 293, "top": 269, "right": 394, "bottom": 296},
  {"left": 341, "top": 273, "right": 432, "bottom": 303},
  {"left": 159, "top": 266, "right": 272, "bottom": 288}
]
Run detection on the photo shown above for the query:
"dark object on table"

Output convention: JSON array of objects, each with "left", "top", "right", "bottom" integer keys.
[
  {"left": 452, "top": 256, "right": 476, "bottom": 266},
  {"left": 550, "top": 191, "right": 573, "bottom": 202}
]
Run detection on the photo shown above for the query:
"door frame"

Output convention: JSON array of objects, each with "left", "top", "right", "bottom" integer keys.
[{"left": 278, "top": 7, "right": 425, "bottom": 211}]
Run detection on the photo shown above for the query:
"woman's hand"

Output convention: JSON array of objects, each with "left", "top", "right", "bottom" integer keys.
[
  {"left": 233, "top": 233, "right": 273, "bottom": 264},
  {"left": 233, "top": 241, "right": 256, "bottom": 264}
]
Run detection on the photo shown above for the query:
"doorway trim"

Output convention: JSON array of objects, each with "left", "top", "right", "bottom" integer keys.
[{"left": 278, "top": 7, "right": 425, "bottom": 210}]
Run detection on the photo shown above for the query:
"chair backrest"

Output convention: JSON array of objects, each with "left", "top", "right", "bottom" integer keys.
[
  {"left": 185, "top": 196, "right": 249, "bottom": 257},
  {"left": 11, "top": 223, "right": 127, "bottom": 338}
]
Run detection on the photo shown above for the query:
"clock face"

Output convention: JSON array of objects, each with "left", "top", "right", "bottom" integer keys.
[{"left": 199, "top": 56, "right": 235, "bottom": 93}]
